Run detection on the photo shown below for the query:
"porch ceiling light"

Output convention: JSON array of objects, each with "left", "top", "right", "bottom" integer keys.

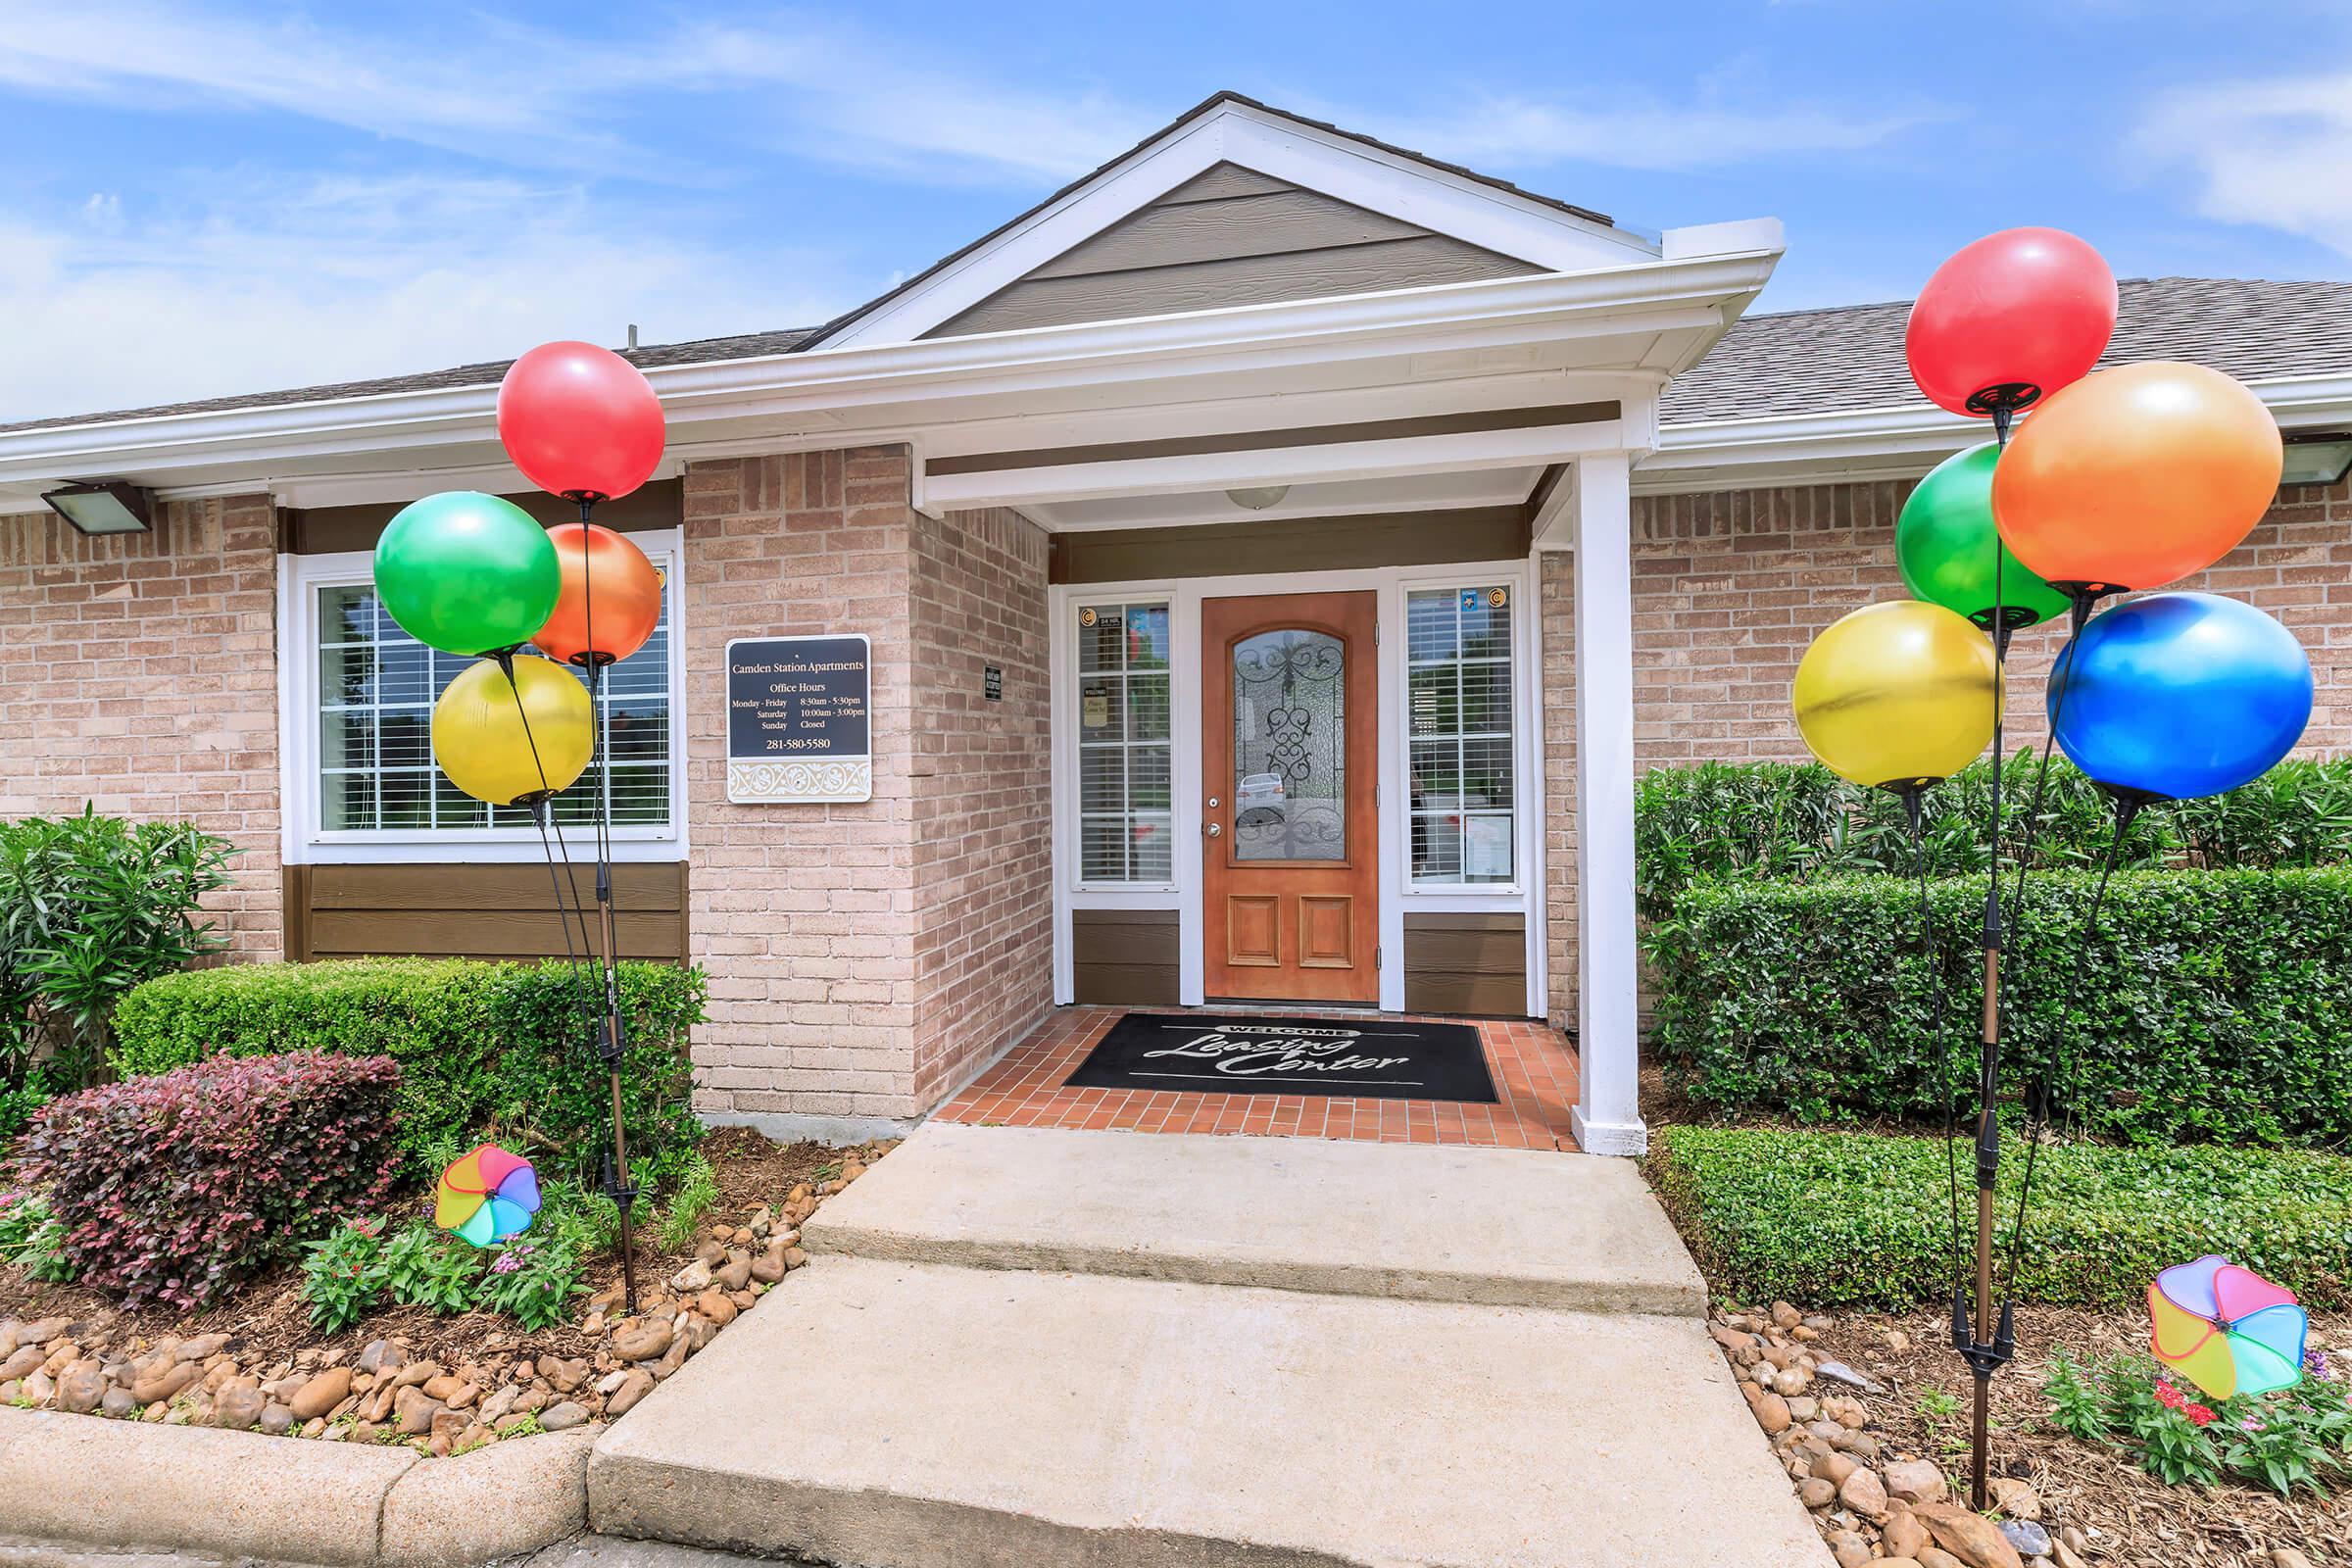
[
  {"left": 2279, "top": 437, "right": 2352, "bottom": 488},
  {"left": 40, "top": 479, "right": 153, "bottom": 536},
  {"left": 1225, "top": 484, "right": 1291, "bottom": 511}
]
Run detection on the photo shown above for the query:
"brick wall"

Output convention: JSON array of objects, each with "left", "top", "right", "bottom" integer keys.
[
  {"left": 0, "top": 496, "right": 282, "bottom": 956},
  {"left": 1541, "top": 472, "right": 2352, "bottom": 1024},
  {"left": 908, "top": 507, "right": 1054, "bottom": 1104},
  {"left": 680, "top": 450, "right": 924, "bottom": 1121},
  {"left": 679, "top": 451, "right": 1054, "bottom": 1123}
]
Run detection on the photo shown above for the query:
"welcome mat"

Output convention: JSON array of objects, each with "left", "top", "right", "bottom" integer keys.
[{"left": 1063, "top": 1012, "right": 1499, "bottom": 1104}]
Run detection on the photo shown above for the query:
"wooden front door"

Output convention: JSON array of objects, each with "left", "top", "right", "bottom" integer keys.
[{"left": 1202, "top": 591, "right": 1379, "bottom": 1004}]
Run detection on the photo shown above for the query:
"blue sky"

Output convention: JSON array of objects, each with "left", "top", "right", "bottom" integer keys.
[{"left": 3, "top": 1, "right": 2348, "bottom": 420}]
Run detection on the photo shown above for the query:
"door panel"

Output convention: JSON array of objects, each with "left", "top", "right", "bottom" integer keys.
[{"left": 1203, "top": 590, "right": 1379, "bottom": 1004}]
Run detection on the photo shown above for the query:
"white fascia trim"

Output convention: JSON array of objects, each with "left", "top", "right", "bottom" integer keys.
[
  {"left": 1642, "top": 370, "right": 2352, "bottom": 495},
  {"left": 0, "top": 253, "right": 1782, "bottom": 507},
  {"left": 815, "top": 100, "right": 1658, "bottom": 350}
]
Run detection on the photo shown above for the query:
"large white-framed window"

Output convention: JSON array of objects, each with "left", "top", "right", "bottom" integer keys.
[
  {"left": 1072, "top": 598, "right": 1174, "bottom": 886},
  {"left": 1404, "top": 582, "right": 1518, "bottom": 889},
  {"left": 277, "top": 530, "right": 687, "bottom": 863}
]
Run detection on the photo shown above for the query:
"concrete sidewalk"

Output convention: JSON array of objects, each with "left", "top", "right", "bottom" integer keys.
[
  {"left": 590, "top": 1125, "right": 1826, "bottom": 1568},
  {"left": 802, "top": 1122, "right": 1706, "bottom": 1313}
]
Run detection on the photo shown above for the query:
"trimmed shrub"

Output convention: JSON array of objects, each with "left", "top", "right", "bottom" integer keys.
[
  {"left": 1647, "top": 1124, "right": 2352, "bottom": 1310},
  {"left": 1648, "top": 867, "right": 2352, "bottom": 1147},
  {"left": 109, "top": 957, "right": 707, "bottom": 1189},
  {"left": 1635, "top": 755, "right": 2352, "bottom": 921},
  {"left": 17, "top": 1051, "right": 403, "bottom": 1309}
]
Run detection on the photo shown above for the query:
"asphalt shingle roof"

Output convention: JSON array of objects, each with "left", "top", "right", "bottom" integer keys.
[
  {"left": 1660, "top": 276, "right": 2352, "bottom": 426},
  {"left": 0, "top": 327, "right": 820, "bottom": 436}
]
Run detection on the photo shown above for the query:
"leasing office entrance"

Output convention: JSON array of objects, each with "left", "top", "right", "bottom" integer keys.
[{"left": 1054, "top": 546, "right": 1544, "bottom": 1020}]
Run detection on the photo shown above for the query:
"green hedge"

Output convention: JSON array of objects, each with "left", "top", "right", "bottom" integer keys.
[
  {"left": 1648, "top": 868, "right": 2352, "bottom": 1147},
  {"left": 111, "top": 957, "right": 708, "bottom": 1188},
  {"left": 1636, "top": 756, "right": 2352, "bottom": 921},
  {"left": 1648, "top": 1124, "right": 2352, "bottom": 1310}
]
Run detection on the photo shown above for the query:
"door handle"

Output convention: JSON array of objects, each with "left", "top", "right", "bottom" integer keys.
[{"left": 1204, "top": 821, "right": 1223, "bottom": 838}]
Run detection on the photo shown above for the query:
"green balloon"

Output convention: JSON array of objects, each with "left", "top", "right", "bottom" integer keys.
[
  {"left": 1896, "top": 443, "right": 2071, "bottom": 631},
  {"left": 373, "top": 492, "right": 561, "bottom": 656}
]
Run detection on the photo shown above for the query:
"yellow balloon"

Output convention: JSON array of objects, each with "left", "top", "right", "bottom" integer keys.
[
  {"left": 1792, "top": 601, "right": 1998, "bottom": 790},
  {"left": 431, "top": 655, "right": 593, "bottom": 807}
]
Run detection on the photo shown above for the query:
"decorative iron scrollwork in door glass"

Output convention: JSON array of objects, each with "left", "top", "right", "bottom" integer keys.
[{"left": 1231, "top": 628, "right": 1346, "bottom": 861}]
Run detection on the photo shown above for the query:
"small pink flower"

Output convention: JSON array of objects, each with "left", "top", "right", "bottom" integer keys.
[{"left": 2241, "top": 1417, "right": 2265, "bottom": 1433}]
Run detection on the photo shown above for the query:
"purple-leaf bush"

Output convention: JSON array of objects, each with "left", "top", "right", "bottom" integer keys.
[{"left": 16, "top": 1050, "right": 403, "bottom": 1309}]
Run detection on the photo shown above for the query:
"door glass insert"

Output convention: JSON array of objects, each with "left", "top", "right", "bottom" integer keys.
[{"left": 1231, "top": 627, "right": 1346, "bottom": 862}]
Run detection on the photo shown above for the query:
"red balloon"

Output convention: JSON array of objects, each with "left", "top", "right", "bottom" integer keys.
[
  {"left": 534, "top": 523, "right": 663, "bottom": 666},
  {"left": 497, "top": 341, "right": 665, "bottom": 502},
  {"left": 1905, "top": 228, "right": 2117, "bottom": 417}
]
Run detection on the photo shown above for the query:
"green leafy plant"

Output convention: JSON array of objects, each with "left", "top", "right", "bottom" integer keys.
[
  {"left": 658, "top": 1152, "right": 718, "bottom": 1252},
  {"left": 1915, "top": 1387, "right": 1961, "bottom": 1420},
  {"left": 0, "top": 808, "right": 233, "bottom": 1091},
  {"left": 2043, "top": 1347, "right": 2111, "bottom": 1444},
  {"left": 381, "top": 1219, "right": 483, "bottom": 1313},
  {"left": 476, "top": 1238, "right": 586, "bottom": 1332},
  {"left": 1647, "top": 867, "right": 2352, "bottom": 1146},
  {"left": 2220, "top": 1399, "right": 2337, "bottom": 1497},
  {"left": 111, "top": 957, "right": 707, "bottom": 1192},
  {"left": 2114, "top": 1372, "right": 2225, "bottom": 1488},
  {"left": 1648, "top": 1124, "right": 2352, "bottom": 1310},
  {"left": 0, "top": 1188, "right": 75, "bottom": 1284},
  {"left": 301, "top": 1217, "right": 389, "bottom": 1332}
]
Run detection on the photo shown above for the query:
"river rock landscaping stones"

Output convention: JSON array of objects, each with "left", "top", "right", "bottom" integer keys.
[
  {"left": 0, "top": 1131, "right": 895, "bottom": 1459},
  {"left": 1708, "top": 1298, "right": 2352, "bottom": 1567}
]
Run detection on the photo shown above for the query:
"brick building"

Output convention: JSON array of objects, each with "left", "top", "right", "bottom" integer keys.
[{"left": 1, "top": 95, "right": 2345, "bottom": 1154}]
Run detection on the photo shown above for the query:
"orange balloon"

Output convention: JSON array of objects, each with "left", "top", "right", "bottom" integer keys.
[
  {"left": 534, "top": 522, "right": 662, "bottom": 666},
  {"left": 1992, "top": 361, "right": 2281, "bottom": 594}
]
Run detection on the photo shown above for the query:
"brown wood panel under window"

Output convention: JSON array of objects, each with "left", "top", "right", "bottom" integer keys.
[
  {"left": 286, "top": 862, "right": 688, "bottom": 963},
  {"left": 1401, "top": 911, "right": 1527, "bottom": 1017},
  {"left": 1071, "top": 908, "right": 1180, "bottom": 1005}
]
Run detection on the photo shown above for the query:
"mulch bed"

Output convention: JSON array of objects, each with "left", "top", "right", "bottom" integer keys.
[
  {"left": 0, "top": 1127, "right": 892, "bottom": 1450},
  {"left": 1825, "top": 1302, "right": 2352, "bottom": 1566}
]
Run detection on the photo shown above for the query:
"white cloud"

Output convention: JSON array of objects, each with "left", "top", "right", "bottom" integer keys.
[
  {"left": 0, "top": 173, "right": 856, "bottom": 422},
  {"left": 0, "top": 4, "right": 1152, "bottom": 187},
  {"left": 1360, "top": 91, "right": 1940, "bottom": 174},
  {"left": 2137, "top": 72, "right": 2352, "bottom": 257}
]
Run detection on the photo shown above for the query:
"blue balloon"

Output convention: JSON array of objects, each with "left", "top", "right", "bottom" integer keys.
[{"left": 2050, "top": 592, "right": 2312, "bottom": 801}]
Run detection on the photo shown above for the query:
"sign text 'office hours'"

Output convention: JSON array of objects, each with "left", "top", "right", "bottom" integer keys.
[{"left": 724, "top": 634, "right": 872, "bottom": 804}]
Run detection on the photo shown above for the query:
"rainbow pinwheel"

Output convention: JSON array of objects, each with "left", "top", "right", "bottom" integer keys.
[
  {"left": 2148, "top": 1254, "right": 2307, "bottom": 1399},
  {"left": 434, "top": 1144, "right": 541, "bottom": 1249}
]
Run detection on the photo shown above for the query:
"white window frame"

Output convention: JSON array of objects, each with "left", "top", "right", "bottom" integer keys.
[
  {"left": 1047, "top": 557, "right": 1541, "bottom": 1014},
  {"left": 276, "top": 529, "right": 689, "bottom": 865},
  {"left": 1396, "top": 571, "right": 1534, "bottom": 900},
  {"left": 1066, "top": 596, "right": 1178, "bottom": 893}
]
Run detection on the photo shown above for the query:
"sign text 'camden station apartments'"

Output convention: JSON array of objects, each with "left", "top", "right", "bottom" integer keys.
[{"left": 725, "top": 635, "right": 872, "bottom": 804}]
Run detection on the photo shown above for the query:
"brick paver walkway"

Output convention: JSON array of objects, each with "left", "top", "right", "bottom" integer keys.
[{"left": 934, "top": 1005, "right": 1579, "bottom": 1150}]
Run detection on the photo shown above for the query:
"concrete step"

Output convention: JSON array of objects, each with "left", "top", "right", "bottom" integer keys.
[
  {"left": 800, "top": 1123, "right": 1705, "bottom": 1315},
  {"left": 590, "top": 1257, "right": 1824, "bottom": 1568}
]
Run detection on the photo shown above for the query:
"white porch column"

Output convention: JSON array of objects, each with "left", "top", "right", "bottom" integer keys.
[{"left": 1567, "top": 454, "right": 1646, "bottom": 1155}]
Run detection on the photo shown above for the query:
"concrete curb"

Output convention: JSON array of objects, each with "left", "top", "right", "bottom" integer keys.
[{"left": 0, "top": 1407, "right": 595, "bottom": 1567}]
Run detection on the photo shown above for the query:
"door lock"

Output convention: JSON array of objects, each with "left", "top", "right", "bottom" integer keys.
[{"left": 1206, "top": 796, "right": 1220, "bottom": 808}]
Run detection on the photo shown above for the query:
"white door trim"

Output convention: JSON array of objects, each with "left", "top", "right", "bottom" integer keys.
[{"left": 1050, "top": 556, "right": 1543, "bottom": 1018}]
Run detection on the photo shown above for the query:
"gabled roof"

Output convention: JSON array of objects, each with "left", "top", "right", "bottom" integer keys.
[
  {"left": 795, "top": 90, "right": 1619, "bottom": 350},
  {"left": 1660, "top": 276, "right": 2352, "bottom": 426}
]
